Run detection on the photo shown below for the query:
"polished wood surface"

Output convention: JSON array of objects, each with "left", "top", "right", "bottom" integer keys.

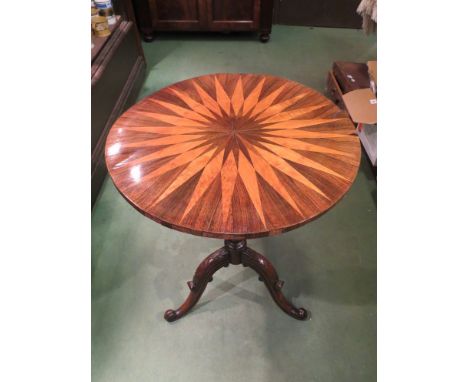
[
  {"left": 164, "top": 239, "right": 307, "bottom": 322},
  {"left": 211, "top": 0, "right": 257, "bottom": 21},
  {"left": 207, "top": 0, "right": 260, "bottom": 30},
  {"left": 105, "top": 73, "right": 360, "bottom": 239}
]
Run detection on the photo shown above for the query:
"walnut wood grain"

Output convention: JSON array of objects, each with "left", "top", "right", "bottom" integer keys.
[
  {"left": 133, "top": 0, "right": 268, "bottom": 38},
  {"left": 164, "top": 246, "right": 230, "bottom": 322},
  {"left": 105, "top": 73, "right": 360, "bottom": 239},
  {"left": 164, "top": 240, "right": 307, "bottom": 322}
]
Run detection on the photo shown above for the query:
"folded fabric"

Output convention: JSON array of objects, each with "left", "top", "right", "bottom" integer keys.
[{"left": 357, "top": 0, "right": 377, "bottom": 34}]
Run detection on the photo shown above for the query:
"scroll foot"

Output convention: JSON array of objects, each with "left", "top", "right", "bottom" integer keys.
[
  {"left": 164, "top": 247, "right": 229, "bottom": 322},
  {"left": 241, "top": 247, "right": 308, "bottom": 321},
  {"left": 164, "top": 309, "right": 178, "bottom": 322}
]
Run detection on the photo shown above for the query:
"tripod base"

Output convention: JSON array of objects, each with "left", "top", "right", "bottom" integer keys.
[{"left": 164, "top": 240, "right": 308, "bottom": 322}]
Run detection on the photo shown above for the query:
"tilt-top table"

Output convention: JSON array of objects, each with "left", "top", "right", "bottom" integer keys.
[{"left": 105, "top": 73, "right": 361, "bottom": 322}]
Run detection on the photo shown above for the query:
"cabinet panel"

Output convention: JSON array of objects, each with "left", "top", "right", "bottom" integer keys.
[
  {"left": 156, "top": 0, "right": 199, "bottom": 20},
  {"left": 151, "top": 0, "right": 206, "bottom": 30},
  {"left": 207, "top": 0, "right": 260, "bottom": 30},
  {"left": 212, "top": 0, "right": 254, "bottom": 21}
]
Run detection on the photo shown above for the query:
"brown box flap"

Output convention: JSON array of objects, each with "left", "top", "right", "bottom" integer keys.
[
  {"left": 342, "top": 88, "right": 377, "bottom": 125},
  {"left": 367, "top": 61, "right": 377, "bottom": 85}
]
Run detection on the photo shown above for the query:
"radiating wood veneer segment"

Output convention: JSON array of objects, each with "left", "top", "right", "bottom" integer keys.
[{"left": 105, "top": 73, "right": 360, "bottom": 239}]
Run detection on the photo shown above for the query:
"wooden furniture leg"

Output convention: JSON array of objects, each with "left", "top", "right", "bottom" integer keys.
[
  {"left": 259, "top": 32, "right": 270, "bottom": 42},
  {"left": 164, "top": 240, "right": 308, "bottom": 322},
  {"left": 164, "top": 247, "right": 230, "bottom": 322},
  {"left": 142, "top": 32, "right": 155, "bottom": 42},
  {"left": 241, "top": 246, "right": 308, "bottom": 320}
]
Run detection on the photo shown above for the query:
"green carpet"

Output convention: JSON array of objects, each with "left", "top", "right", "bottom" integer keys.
[{"left": 92, "top": 25, "right": 377, "bottom": 382}]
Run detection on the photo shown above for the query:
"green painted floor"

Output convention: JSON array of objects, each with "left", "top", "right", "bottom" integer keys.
[{"left": 92, "top": 25, "right": 377, "bottom": 382}]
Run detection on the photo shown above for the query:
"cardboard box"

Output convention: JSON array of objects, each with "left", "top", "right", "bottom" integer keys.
[
  {"left": 326, "top": 61, "right": 377, "bottom": 167},
  {"left": 356, "top": 122, "right": 377, "bottom": 166},
  {"left": 342, "top": 88, "right": 377, "bottom": 125},
  {"left": 342, "top": 88, "right": 377, "bottom": 167},
  {"left": 367, "top": 60, "right": 377, "bottom": 95}
]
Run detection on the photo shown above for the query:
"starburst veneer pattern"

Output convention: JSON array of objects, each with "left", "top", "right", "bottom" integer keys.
[{"left": 105, "top": 73, "right": 361, "bottom": 239}]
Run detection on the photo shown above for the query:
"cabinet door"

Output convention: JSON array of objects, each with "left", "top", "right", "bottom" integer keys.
[
  {"left": 205, "top": 0, "right": 261, "bottom": 31},
  {"left": 151, "top": 0, "right": 206, "bottom": 30}
]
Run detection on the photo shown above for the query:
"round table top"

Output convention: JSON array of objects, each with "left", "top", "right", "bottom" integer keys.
[{"left": 105, "top": 73, "right": 361, "bottom": 239}]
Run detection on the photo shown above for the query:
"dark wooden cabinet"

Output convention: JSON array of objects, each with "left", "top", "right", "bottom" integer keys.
[{"left": 133, "top": 0, "right": 273, "bottom": 42}]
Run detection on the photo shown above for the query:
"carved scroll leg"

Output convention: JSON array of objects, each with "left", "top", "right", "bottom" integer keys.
[
  {"left": 164, "top": 247, "right": 230, "bottom": 322},
  {"left": 241, "top": 247, "right": 308, "bottom": 320}
]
